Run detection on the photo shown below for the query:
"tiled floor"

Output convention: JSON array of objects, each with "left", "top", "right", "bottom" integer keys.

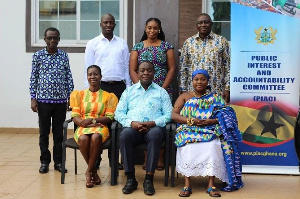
[{"left": 0, "top": 133, "right": 300, "bottom": 199}]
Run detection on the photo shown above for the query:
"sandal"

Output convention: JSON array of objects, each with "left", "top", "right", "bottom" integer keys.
[
  {"left": 85, "top": 171, "right": 94, "bottom": 188},
  {"left": 206, "top": 187, "right": 221, "bottom": 197},
  {"left": 179, "top": 187, "right": 192, "bottom": 197},
  {"left": 92, "top": 170, "right": 101, "bottom": 185}
]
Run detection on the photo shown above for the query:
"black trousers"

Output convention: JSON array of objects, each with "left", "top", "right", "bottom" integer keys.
[
  {"left": 100, "top": 81, "right": 126, "bottom": 100},
  {"left": 37, "top": 102, "right": 67, "bottom": 165},
  {"left": 119, "top": 127, "right": 165, "bottom": 173},
  {"left": 99, "top": 81, "right": 126, "bottom": 164}
]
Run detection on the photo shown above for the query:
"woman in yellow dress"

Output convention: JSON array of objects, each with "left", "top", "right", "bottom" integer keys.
[{"left": 70, "top": 65, "right": 118, "bottom": 188}]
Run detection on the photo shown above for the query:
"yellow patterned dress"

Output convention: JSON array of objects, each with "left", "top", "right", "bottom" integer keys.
[{"left": 70, "top": 89, "right": 118, "bottom": 143}]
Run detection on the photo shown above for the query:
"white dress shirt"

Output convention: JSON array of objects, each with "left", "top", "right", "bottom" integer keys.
[{"left": 84, "top": 34, "right": 131, "bottom": 88}]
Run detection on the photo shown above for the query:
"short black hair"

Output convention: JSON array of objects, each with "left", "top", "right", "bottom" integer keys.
[
  {"left": 44, "top": 27, "right": 60, "bottom": 37},
  {"left": 196, "top": 13, "right": 212, "bottom": 23},
  {"left": 140, "top": 18, "right": 165, "bottom": 42},
  {"left": 101, "top": 13, "right": 115, "bottom": 22},
  {"left": 87, "top": 65, "right": 102, "bottom": 76},
  {"left": 137, "top": 61, "right": 154, "bottom": 71}
]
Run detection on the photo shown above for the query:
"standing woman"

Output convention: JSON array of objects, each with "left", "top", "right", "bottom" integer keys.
[
  {"left": 130, "top": 17, "right": 176, "bottom": 99},
  {"left": 70, "top": 65, "right": 118, "bottom": 188},
  {"left": 129, "top": 18, "right": 176, "bottom": 170}
]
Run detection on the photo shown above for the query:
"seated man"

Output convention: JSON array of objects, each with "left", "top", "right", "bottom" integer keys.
[{"left": 115, "top": 61, "right": 172, "bottom": 196}]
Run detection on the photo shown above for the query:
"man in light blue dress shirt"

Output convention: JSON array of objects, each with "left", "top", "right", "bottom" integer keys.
[{"left": 115, "top": 61, "right": 172, "bottom": 196}]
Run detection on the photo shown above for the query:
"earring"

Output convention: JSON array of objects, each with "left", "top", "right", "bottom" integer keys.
[{"left": 159, "top": 30, "right": 161, "bottom": 33}]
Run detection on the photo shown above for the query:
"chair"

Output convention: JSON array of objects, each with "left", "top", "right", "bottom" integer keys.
[
  {"left": 170, "top": 121, "right": 178, "bottom": 187},
  {"left": 61, "top": 119, "right": 118, "bottom": 186},
  {"left": 114, "top": 122, "right": 173, "bottom": 186}
]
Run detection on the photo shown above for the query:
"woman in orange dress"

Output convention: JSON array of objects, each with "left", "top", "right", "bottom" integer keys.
[{"left": 70, "top": 65, "right": 118, "bottom": 188}]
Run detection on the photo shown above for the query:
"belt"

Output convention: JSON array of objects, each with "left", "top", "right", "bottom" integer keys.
[{"left": 101, "top": 80, "right": 125, "bottom": 85}]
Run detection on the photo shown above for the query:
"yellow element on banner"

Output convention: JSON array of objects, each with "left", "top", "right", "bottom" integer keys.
[
  {"left": 255, "top": 26, "right": 277, "bottom": 45},
  {"left": 231, "top": 104, "right": 295, "bottom": 142}
]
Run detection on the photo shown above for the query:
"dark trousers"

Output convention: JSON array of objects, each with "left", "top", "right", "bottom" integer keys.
[
  {"left": 119, "top": 127, "right": 165, "bottom": 173},
  {"left": 99, "top": 82, "right": 126, "bottom": 164},
  {"left": 38, "top": 102, "right": 67, "bottom": 165},
  {"left": 100, "top": 81, "right": 126, "bottom": 100}
]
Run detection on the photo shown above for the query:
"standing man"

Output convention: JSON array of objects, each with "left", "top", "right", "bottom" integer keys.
[
  {"left": 84, "top": 13, "right": 131, "bottom": 99},
  {"left": 30, "top": 27, "right": 74, "bottom": 174},
  {"left": 115, "top": 61, "right": 172, "bottom": 196},
  {"left": 179, "top": 13, "right": 230, "bottom": 103},
  {"left": 85, "top": 13, "right": 131, "bottom": 169}
]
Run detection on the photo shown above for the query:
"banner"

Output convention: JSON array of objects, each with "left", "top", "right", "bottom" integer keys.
[{"left": 231, "top": 0, "right": 300, "bottom": 174}]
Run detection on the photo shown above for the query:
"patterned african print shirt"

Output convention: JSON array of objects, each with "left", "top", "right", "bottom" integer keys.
[
  {"left": 115, "top": 81, "right": 172, "bottom": 127},
  {"left": 29, "top": 48, "right": 74, "bottom": 103},
  {"left": 179, "top": 32, "right": 230, "bottom": 95},
  {"left": 132, "top": 41, "right": 174, "bottom": 96}
]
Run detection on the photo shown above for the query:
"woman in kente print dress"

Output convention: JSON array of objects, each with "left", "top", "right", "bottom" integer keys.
[
  {"left": 172, "top": 69, "right": 243, "bottom": 197},
  {"left": 129, "top": 18, "right": 176, "bottom": 170},
  {"left": 70, "top": 65, "right": 118, "bottom": 188}
]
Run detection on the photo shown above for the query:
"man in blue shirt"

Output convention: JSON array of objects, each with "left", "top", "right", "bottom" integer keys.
[
  {"left": 115, "top": 61, "right": 172, "bottom": 195},
  {"left": 29, "top": 27, "right": 74, "bottom": 174}
]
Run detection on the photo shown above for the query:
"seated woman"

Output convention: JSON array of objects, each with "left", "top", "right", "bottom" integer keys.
[
  {"left": 172, "top": 69, "right": 243, "bottom": 197},
  {"left": 70, "top": 65, "right": 118, "bottom": 188}
]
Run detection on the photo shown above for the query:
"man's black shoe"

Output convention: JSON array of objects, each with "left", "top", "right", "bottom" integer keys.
[
  {"left": 143, "top": 180, "right": 155, "bottom": 195},
  {"left": 54, "top": 163, "right": 68, "bottom": 173},
  {"left": 122, "top": 179, "right": 138, "bottom": 194},
  {"left": 39, "top": 164, "right": 49, "bottom": 174},
  {"left": 118, "top": 162, "right": 124, "bottom": 170}
]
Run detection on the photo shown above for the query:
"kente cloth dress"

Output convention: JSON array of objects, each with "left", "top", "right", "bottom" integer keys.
[
  {"left": 132, "top": 40, "right": 174, "bottom": 97},
  {"left": 175, "top": 93, "right": 229, "bottom": 183},
  {"left": 70, "top": 89, "right": 118, "bottom": 143}
]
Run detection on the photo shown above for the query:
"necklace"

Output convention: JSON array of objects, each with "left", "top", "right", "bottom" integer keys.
[{"left": 193, "top": 91, "right": 203, "bottom": 98}]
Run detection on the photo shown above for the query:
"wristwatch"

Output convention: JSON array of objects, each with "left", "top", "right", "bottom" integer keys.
[{"left": 92, "top": 118, "right": 96, "bottom": 124}]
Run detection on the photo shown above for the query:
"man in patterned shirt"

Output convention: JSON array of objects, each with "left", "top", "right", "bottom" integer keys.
[
  {"left": 115, "top": 61, "right": 172, "bottom": 196},
  {"left": 29, "top": 27, "right": 74, "bottom": 174},
  {"left": 179, "top": 13, "right": 230, "bottom": 102}
]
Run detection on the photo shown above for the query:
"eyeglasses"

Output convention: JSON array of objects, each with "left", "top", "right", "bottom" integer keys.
[
  {"left": 45, "top": 36, "right": 60, "bottom": 41},
  {"left": 197, "top": 20, "right": 212, "bottom": 25}
]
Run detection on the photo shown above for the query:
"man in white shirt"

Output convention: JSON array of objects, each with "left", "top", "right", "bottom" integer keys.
[
  {"left": 85, "top": 13, "right": 131, "bottom": 169},
  {"left": 85, "top": 13, "right": 131, "bottom": 99}
]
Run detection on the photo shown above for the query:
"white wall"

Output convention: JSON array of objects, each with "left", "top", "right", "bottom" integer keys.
[{"left": 0, "top": 0, "right": 85, "bottom": 128}]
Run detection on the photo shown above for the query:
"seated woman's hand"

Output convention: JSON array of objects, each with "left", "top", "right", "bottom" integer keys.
[
  {"left": 194, "top": 118, "right": 218, "bottom": 127},
  {"left": 80, "top": 119, "right": 93, "bottom": 127},
  {"left": 86, "top": 123, "right": 104, "bottom": 128}
]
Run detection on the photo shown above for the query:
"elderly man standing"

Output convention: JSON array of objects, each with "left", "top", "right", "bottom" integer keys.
[
  {"left": 179, "top": 13, "right": 230, "bottom": 103},
  {"left": 115, "top": 61, "right": 172, "bottom": 196},
  {"left": 30, "top": 27, "right": 74, "bottom": 174}
]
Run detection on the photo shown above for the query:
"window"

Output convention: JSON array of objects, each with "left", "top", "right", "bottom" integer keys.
[
  {"left": 203, "top": 0, "right": 231, "bottom": 41},
  {"left": 32, "top": 0, "right": 124, "bottom": 47}
]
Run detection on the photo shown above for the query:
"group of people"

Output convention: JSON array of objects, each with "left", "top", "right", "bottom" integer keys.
[{"left": 29, "top": 12, "right": 243, "bottom": 197}]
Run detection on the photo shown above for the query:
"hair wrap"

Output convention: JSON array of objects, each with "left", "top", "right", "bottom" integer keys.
[{"left": 192, "top": 69, "right": 210, "bottom": 81}]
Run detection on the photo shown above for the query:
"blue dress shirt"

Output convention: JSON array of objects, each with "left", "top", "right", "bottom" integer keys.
[{"left": 115, "top": 81, "right": 172, "bottom": 127}]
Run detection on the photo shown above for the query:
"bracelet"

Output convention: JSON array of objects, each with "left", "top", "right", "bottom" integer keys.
[
  {"left": 215, "top": 118, "right": 219, "bottom": 124},
  {"left": 186, "top": 118, "right": 195, "bottom": 126}
]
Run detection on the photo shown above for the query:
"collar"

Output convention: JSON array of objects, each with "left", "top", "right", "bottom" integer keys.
[
  {"left": 137, "top": 81, "right": 154, "bottom": 90},
  {"left": 44, "top": 47, "right": 59, "bottom": 55},
  {"left": 196, "top": 31, "right": 214, "bottom": 40},
  {"left": 99, "top": 33, "right": 116, "bottom": 41}
]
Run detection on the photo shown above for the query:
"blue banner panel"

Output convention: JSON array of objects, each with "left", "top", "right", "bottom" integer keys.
[{"left": 231, "top": 2, "right": 300, "bottom": 170}]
